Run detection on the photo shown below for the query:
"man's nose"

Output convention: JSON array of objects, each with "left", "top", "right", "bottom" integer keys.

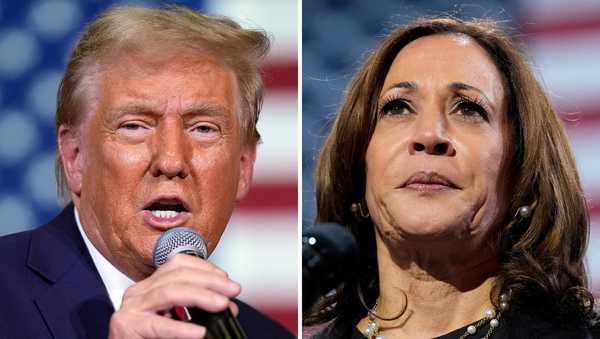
[
  {"left": 150, "top": 120, "right": 190, "bottom": 179},
  {"left": 409, "top": 110, "right": 455, "bottom": 156}
]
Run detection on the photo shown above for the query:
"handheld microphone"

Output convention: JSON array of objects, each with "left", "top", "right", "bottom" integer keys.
[
  {"left": 302, "top": 223, "right": 358, "bottom": 312},
  {"left": 153, "top": 227, "right": 247, "bottom": 339}
]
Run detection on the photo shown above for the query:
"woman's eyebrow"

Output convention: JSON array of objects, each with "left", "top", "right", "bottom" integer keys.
[
  {"left": 383, "top": 81, "right": 417, "bottom": 92},
  {"left": 448, "top": 82, "right": 493, "bottom": 104}
]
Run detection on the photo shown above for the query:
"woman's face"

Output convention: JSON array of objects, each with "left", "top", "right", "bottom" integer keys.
[{"left": 365, "top": 34, "right": 508, "bottom": 248}]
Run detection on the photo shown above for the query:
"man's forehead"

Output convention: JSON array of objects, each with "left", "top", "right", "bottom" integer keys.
[
  {"left": 104, "top": 46, "right": 231, "bottom": 76},
  {"left": 92, "top": 50, "right": 240, "bottom": 118}
]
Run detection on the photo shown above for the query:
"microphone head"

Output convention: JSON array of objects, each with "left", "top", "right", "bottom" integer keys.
[
  {"left": 302, "top": 223, "right": 358, "bottom": 311},
  {"left": 153, "top": 227, "right": 208, "bottom": 267}
]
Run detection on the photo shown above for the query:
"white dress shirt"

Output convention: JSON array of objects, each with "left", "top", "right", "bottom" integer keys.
[{"left": 74, "top": 207, "right": 135, "bottom": 310}]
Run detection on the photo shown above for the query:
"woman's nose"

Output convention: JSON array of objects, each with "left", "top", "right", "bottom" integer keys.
[
  {"left": 150, "top": 121, "right": 190, "bottom": 179},
  {"left": 410, "top": 113, "right": 455, "bottom": 156}
]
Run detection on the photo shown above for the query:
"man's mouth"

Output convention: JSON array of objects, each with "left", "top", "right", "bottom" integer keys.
[
  {"left": 146, "top": 201, "right": 188, "bottom": 217},
  {"left": 142, "top": 198, "right": 192, "bottom": 228}
]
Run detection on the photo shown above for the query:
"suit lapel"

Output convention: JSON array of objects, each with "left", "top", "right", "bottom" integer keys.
[{"left": 27, "top": 205, "right": 114, "bottom": 339}]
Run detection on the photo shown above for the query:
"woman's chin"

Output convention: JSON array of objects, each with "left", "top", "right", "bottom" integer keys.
[{"left": 375, "top": 208, "right": 473, "bottom": 244}]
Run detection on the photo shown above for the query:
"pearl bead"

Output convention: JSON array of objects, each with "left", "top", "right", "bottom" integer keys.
[
  {"left": 500, "top": 301, "right": 509, "bottom": 310},
  {"left": 484, "top": 309, "right": 496, "bottom": 318},
  {"left": 375, "top": 336, "right": 384, "bottom": 339},
  {"left": 500, "top": 293, "right": 508, "bottom": 302},
  {"left": 519, "top": 206, "right": 531, "bottom": 218},
  {"left": 490, "top": 319, "right": 499, "bottom": 327},
  {"left": 364, "top": 327, "right": 372, "bottom": 335},
  {"left": 467, "top": 325, "right": 477, "bottom": 334}
]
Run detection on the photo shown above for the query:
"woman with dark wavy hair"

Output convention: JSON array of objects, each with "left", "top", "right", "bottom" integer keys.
[{"left": 304, "top": 17, "right": 598, "bottom": 339}]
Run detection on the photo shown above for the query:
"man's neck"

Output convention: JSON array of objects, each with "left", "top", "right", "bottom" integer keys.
[{"left": 74, "top": 206, "right": 135, "bottom": 310}]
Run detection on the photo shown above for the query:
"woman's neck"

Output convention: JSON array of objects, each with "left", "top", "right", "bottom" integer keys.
[{"left": 359, "top": 234, "right": 499, "bottom": 339}]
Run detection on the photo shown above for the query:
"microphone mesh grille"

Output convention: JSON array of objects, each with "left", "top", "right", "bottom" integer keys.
[{"left": 152, "top": 227, "right": 208, "bottom": 267}]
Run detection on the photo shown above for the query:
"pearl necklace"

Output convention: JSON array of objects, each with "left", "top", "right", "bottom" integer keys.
[{"left": 361, "top": 293, "right": 510, "bottom": 339}]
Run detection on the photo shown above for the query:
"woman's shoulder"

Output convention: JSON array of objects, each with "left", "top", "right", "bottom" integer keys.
[
  {"left": 304, "top": 318, "right": 362, "bottom": 339},
  {"left": 501, "top": 306, "right": 597, "bottom": 339},
  {"left": 303, "top": 308, "right": 600, "bottom": 339}
]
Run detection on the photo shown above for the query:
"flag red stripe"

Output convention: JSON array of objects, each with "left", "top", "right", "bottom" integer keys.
[
  {"left": 522, "top": 14, "right": 600, "bottom": 37},
  {"left": 591, "top": 202, "right": 600, "bottom": 219},
  {"left": 560, "top": 110, "right": 600, "bottom": 127},
  {"left": 237, "top": 183, "right": 297, "bottom": 210},
  {"left": 261, "top": 308, "right": 298, "bottom": 336},
  {"left": 262, "top": 60, "right": 297, "bottom": 91}
]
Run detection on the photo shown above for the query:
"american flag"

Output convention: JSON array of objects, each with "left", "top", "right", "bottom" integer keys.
[
  {"left": 0, "top": 0, "right": 298, "bottom": 334},
  {"left": 516, "top": 0, "right": 600, "bottom": 292}
]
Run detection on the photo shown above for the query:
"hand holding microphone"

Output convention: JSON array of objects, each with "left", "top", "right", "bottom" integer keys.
[{"left": 109, "top": 227, "right": 245, "bottom": 339}]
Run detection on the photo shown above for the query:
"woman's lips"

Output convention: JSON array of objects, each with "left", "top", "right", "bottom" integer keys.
[
  {"left": 404, "top": 182, "right": 455, "bottom": 191},
  {"left": 401, "top": 171, "right": 460, "bottom": 192},
  {"left": 142, "top": 210, "right": 192, "bottom": 230}
]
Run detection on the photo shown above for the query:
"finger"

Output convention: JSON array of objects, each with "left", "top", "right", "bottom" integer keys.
[
  {"left": 125, "top": 268, "right": 241, "bottom": 303},
  {"left": 154, "top": 271, "right": 241, "bottom": 298},
  {"left": 229, "top": 301, "right": 239, "bottom": 317},
  {"left": 159, "top": 254, "right": 228, "bottom": 277},
  {"left": 110, "top": 313, "right": 205, "bottom": 339},
  {"left": 139, "top": 284, "right": 232, "bottom": 313},
  {"left": 126, "top": 265, "right": 233, "bottom": 299}
]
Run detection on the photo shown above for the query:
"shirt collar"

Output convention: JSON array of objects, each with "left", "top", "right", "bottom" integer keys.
[{"left": 74, "top": 206, "right": 135, "bottom": 310}]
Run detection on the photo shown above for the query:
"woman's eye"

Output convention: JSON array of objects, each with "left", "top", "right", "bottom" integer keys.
[
  {"left": 456, "top": 100, "right": 488, "bottom": 121},
  {"left": 381, "top": 99, "right": 411, "bottom": 116}
]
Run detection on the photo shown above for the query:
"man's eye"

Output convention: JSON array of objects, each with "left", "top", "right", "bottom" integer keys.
[
  {"left": 190, "top": 123, "right": 220, "bottom": 140},
  {"left": 120, "top": 122, "right": 148, "bottom": 130},
  {"left": 193, "top": 124, "right": 217, "bottom": 133},
  {"left": 122, "top": 123, "right": 143, "bottom": 130}
]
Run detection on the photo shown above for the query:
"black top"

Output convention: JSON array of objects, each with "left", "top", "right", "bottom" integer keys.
[{"left": 313, "top": 306, "right": 600, "bottom": 339}]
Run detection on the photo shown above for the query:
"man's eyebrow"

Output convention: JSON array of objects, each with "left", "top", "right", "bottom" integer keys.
[
  {"left": 107, "top": 102, "right": 155, "bottom": 119},
  {"left": 180, "top": 102, "right": 231, "bottom": 118},
  {"left": 107, "top": 102, "right": 231, "bottom": 119}
]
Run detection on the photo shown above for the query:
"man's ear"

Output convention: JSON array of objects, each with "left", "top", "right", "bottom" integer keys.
[
  {"left": 57, "top": 125, "right": 84, "bottom": 195},
  {"left": 235, "top": 142, "right": 257, "bottom": 201}
]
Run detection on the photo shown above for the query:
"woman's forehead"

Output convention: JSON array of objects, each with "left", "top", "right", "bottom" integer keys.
[{"left": 381, "top": 34, "right": 505, "bottom": 106}]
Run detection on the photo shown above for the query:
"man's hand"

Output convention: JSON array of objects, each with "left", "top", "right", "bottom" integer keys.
[{"left": 108, "top": 254, "right": 241, "bottom": 339}]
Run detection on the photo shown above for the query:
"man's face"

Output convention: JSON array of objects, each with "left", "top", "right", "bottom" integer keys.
[{"left": 62, "top": 52, "right": 255, "bottom": 280}]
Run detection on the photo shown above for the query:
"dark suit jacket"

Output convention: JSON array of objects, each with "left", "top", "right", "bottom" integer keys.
[{"left": 0, "top": 205, "right": 294, "bottom": 339}]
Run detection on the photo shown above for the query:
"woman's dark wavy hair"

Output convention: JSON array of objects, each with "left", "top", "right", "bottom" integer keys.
[{"left": 306, "top": 17, "right": 595, "bottom": 327}]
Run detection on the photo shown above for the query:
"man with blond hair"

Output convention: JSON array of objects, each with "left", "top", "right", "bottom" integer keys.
[{"left": 0, "top": 5, "right": 293, "bottom": 339}]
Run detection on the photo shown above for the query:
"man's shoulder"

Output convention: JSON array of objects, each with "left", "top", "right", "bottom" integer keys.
[
  {"left": 0, "top": 205, "right": 77, "bottom": 283},
  {"left": 236, "top": 299, "right": 296, "bottom": 338},
  {"left": 0, "top": 227, "right": 35, "bottom": 275},
  {"left": 0, "top": 226, "right": 34, "bottom": 248}
]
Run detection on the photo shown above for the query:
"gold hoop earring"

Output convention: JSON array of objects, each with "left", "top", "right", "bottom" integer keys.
[{"left": 351, "top": 202, "right": 370, "bottom": 220}]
